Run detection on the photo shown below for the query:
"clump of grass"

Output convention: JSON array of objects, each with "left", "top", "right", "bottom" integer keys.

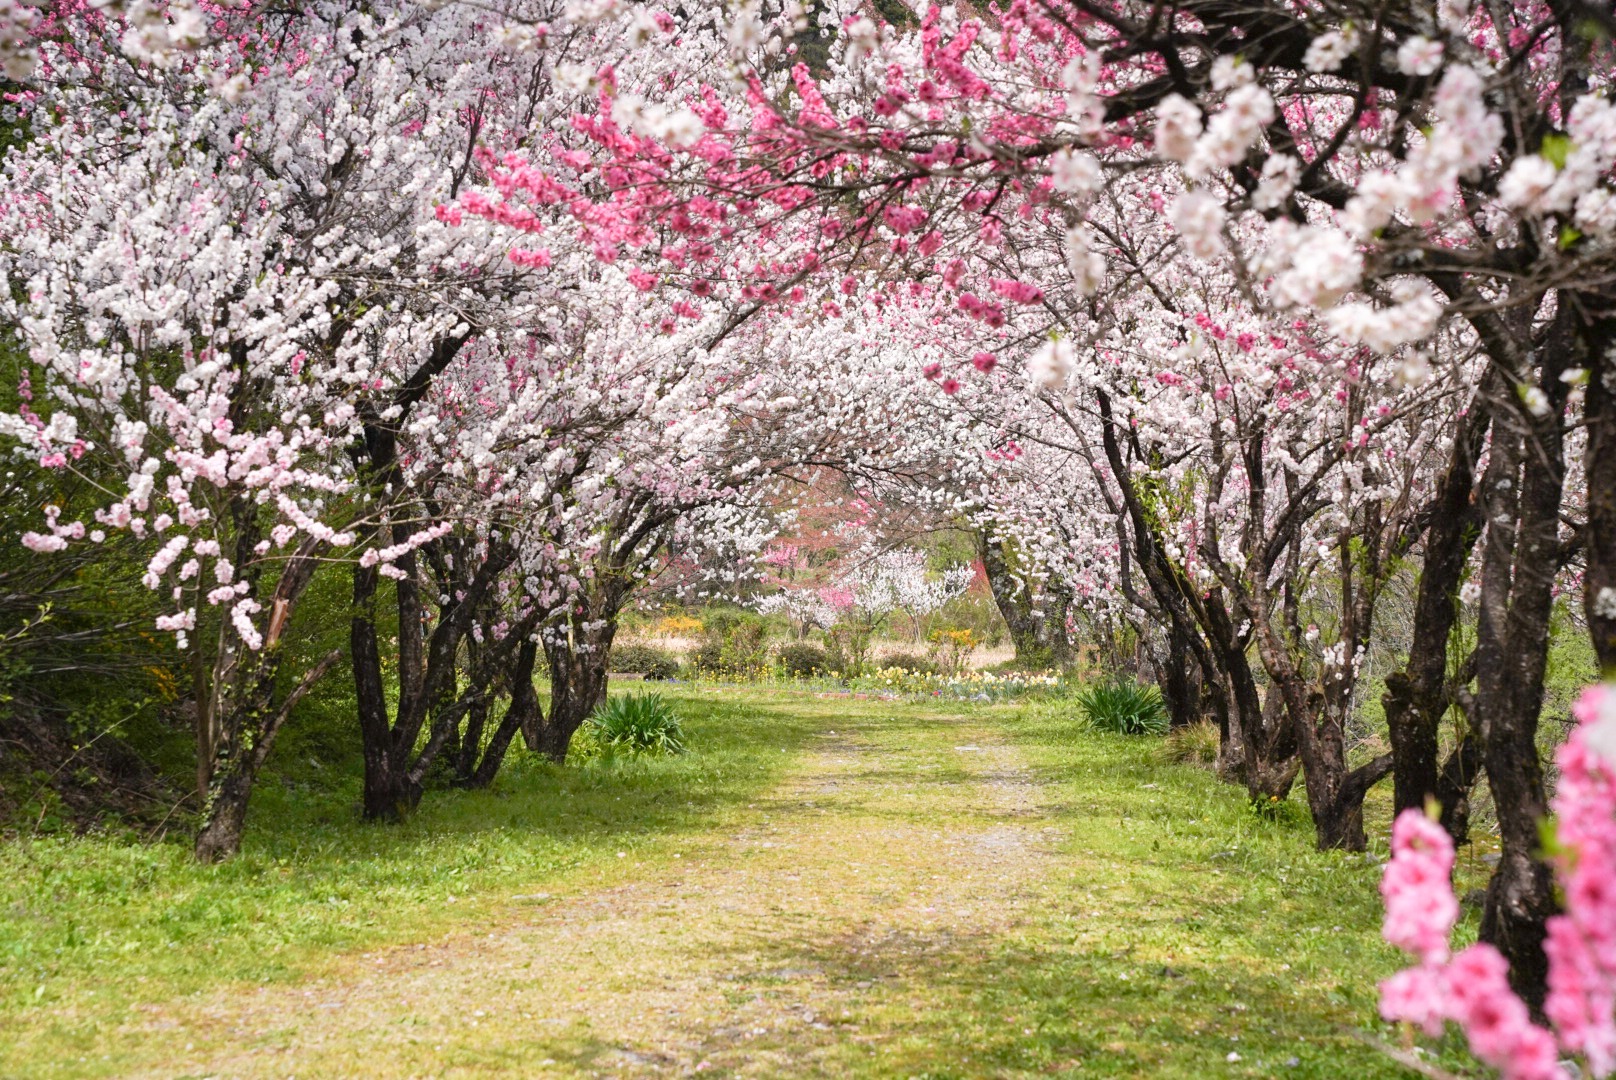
[
  {"left": 1075, "top": 678, "right": 1168, "bottom": 736},
  {"left": 587, "top": 692, "right": 687, "bottom": 755},
  {"left": 1164, "top": 719, "right": 1221, "bottom": 766}
]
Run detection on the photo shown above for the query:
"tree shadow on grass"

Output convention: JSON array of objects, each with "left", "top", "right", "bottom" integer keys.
[
  {"left": 0, "top": 692, "right": 845, "bottom": 1031},
  {"left": 554, "top": 916, "right": 1454, "bottom": 1080}
]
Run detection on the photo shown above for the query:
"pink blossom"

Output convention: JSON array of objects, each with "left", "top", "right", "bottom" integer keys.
[
  {"left": 1544, "top": 684, "right": 1616, "bottom": 1076},
  {"left": 1446, "top": 945, "right": 1565, "bottom": 1080},
  {"left": 1380, "top": 963, "right": 1448, "bottom": 1036},
  {"left": 20, "top": 531, "right": 67, "bottom": 553},
  {"left": 988, "top": 278, "right": 1044, "bottom": 305},
  {"left": 1381, "top": 808, "right": 1459, "bottom": 964}
]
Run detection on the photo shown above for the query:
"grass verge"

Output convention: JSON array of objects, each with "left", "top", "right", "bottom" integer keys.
[{"left": 0, "top": 687, "right": 818, "bottom": 1074}]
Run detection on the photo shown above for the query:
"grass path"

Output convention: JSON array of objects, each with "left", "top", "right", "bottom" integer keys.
[
  {"left": 6, "top": 691, "right": 1473, "bottom": 1078},
  {"left": 117, "top": 710, "right": 1064, "bottom": 1077}
]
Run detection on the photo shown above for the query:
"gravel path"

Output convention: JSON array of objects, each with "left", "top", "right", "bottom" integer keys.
[{"left": 130, "top": 713, "right": 1064, "bottom": 1078}]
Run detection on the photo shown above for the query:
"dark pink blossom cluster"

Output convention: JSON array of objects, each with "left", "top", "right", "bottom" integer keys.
[
  {"left": 1544, "top": 684, "right": 1616, "bottom": 1076},
  {"left": 1380, "top": 683, "right": 1616, "bottom": 1079},
  {"left": 956, "top": 292, "right": 1006, "bottom": 328}
]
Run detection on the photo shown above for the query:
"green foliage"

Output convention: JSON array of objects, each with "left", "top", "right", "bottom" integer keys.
[
  {"left": 1076, "top": 678, "right": 1169, "bottom": 736},
  {"left": 608, "top": 642, "right": 679, "bottom": 680},
  {"left": 266, "top": 562, "right": 361, "bottom": 789},
  {"left": 586, "top": 692, "right": 687, "bottom": 756},
  {"left": 989, "top": 654, "right": 1056, "bottom": 675},
  {"left": 870, "top": 0, "right": 919, "bottom": 27},
  {"left": 1540, "top": 132, "right": 1572, "bottom": 168},
  {"left": 691, "top": 610, "right": 770, "bottom": 677},
  {"left": 776, "top": 642, "right": 829, "bottom": 677},
  {"left": 1249, "top": 792, "right": 1313, "bottom": 827},
  {"left": 916, "top": 591, "right": 1005, "bottom": 650},
  {"left": 824, "top": 622, "right": 874, "bottom": 677},
  {"left": 0, "top": 464, "right": 187, "bottom": 831}
]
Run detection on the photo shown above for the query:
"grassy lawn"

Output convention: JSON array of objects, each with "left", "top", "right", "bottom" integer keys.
[
  {"left": 0, "top": 685, "right": 1483, "bottom": 1077},
  {"left": 0, "top": 688, "right": 821, "bottom": 1073},
  {"left": 977, "top": 700, "right": 1485, "bottom": 1078}
]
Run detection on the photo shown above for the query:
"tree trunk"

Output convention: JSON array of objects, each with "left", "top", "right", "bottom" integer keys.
[
  {"left": 1036, "top": 591, "right": 1074, "bottom": 667},
  {"left": 1293, "top": 693, "right": 1352, "bottom": 847},
  {"left": 1278, "top": 679, "right": 1392, "bottom": 852},
  {"left": 1236, "top": 684, "right": 1294, "bottom": 799},
  {"left": 1436, "top": 728, "right": 1485, "bottom": 843},
  {"left": 1210, "top": 605, "right": 1297, "bottom": 802},
  {"left": 350, "top": 535, "right": 517, "bottom": 820},
  {"left": 345, "top": 331, "right": 478, "bottom": 820},
  {"left": 1383, "top": 377, "right": 1494, "bottom": 820},
  {"left": 1470, "top": 308, "right": 1574, "bottom": 1012},
  {"left": 193, "top": 642, "right": 341, "bottom": 862},
  {"left": 529, "top": 629, "right": 611, "bottom": 763},
  {"left": 351, "top": 561, "right": 408, "bottom": 821},
  {"left": 1309, "top": 754, "right": 1395, "bottom": 851},
  {"left": 192, "top": 643, "right": 217, "bottom": 802},
  {"left": 189, "top": 519, "right": 329, "bottom": 861},
  {"left": 1215, "top": 671, "right": 1249, "bottom": 785},
  {"left": 467, "top": 638, "right": 541, "bottom": 788},
  {"left": 194, "top": 705, "right": 262, "bottom": 864},
  {"left": 456, "top": 670, "right": 488, "bottom": 781},
  {"left": 1093, "top": 388, "right": 1294, "bottom": 795},
  {"left": 1157, "top": 620, "right": 1204, "bottom": 729},
  {"left": 977, "top": 533, "right": 1063, "bottom": 666}
]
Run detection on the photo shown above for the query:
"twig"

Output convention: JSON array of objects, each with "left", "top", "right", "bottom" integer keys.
[
  {"left": 21, "top": 706, "right": 146, "bottom": 836},
  {"left": 144, "top": 790, "right": 196, "bottom": 844},
  {"left": 1349, "top": 1029, "right": 1466, "bottom": 1080}
]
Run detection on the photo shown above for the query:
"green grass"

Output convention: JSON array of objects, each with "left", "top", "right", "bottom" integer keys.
[
  {"left": 0, "top": 687, "right": 819, "bottom": 1070},
  {"left": 0, "top": 684, "right": 1494, "bottom": 1077},
  {"left": 960, "top": 701, "right": 1467, "bottom": 1077}
]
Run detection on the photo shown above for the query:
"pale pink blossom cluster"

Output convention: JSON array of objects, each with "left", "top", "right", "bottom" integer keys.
[
  {"left": 754, "top": 520, "right": 976, "bottom": 637},
  {"left": 20, "top": 505, "right": 83, "bottom": 554},
  {"left": 358, "top": 522, "right": 456, "bottom": 570}
]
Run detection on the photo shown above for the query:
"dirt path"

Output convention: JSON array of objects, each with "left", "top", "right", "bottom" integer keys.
[{"left": 130, "top": 712, "right": 1064, "bottom": 1077}]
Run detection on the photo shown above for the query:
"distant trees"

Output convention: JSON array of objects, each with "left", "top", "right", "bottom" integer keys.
[{"left": 756, "top": 525, "right": 973, "bottom": 676}]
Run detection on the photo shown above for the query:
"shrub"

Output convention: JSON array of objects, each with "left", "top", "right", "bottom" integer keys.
[
  {"left": 1165, "top": 719, "right": 1220, "bottom": 766},
  {"left": 651, "top": 614, "right": 703, "bottom": 637},
  {"left": 692, "top": 611, "right": 770, "bottom": 677},
  {"left": 777, "top": 642, "right": 830, "bottom": 677},
  {"left": 1076, "top": 678, "right": 1169, "bottom": 736},
  {"left": 609, "top": 642, "right": 680, "bottom": 680},
  {"left": 989, "top": 657, "right": 1055, "bottom": 675},
  {"left": 928, "top": 627, "right": 978, "bottom": 675},
  {"left": 586, "top": 692, "right": 687, "bottom": 755},
  {"left": 880, "top": 651, "right": 936, "bottom": 675}
]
